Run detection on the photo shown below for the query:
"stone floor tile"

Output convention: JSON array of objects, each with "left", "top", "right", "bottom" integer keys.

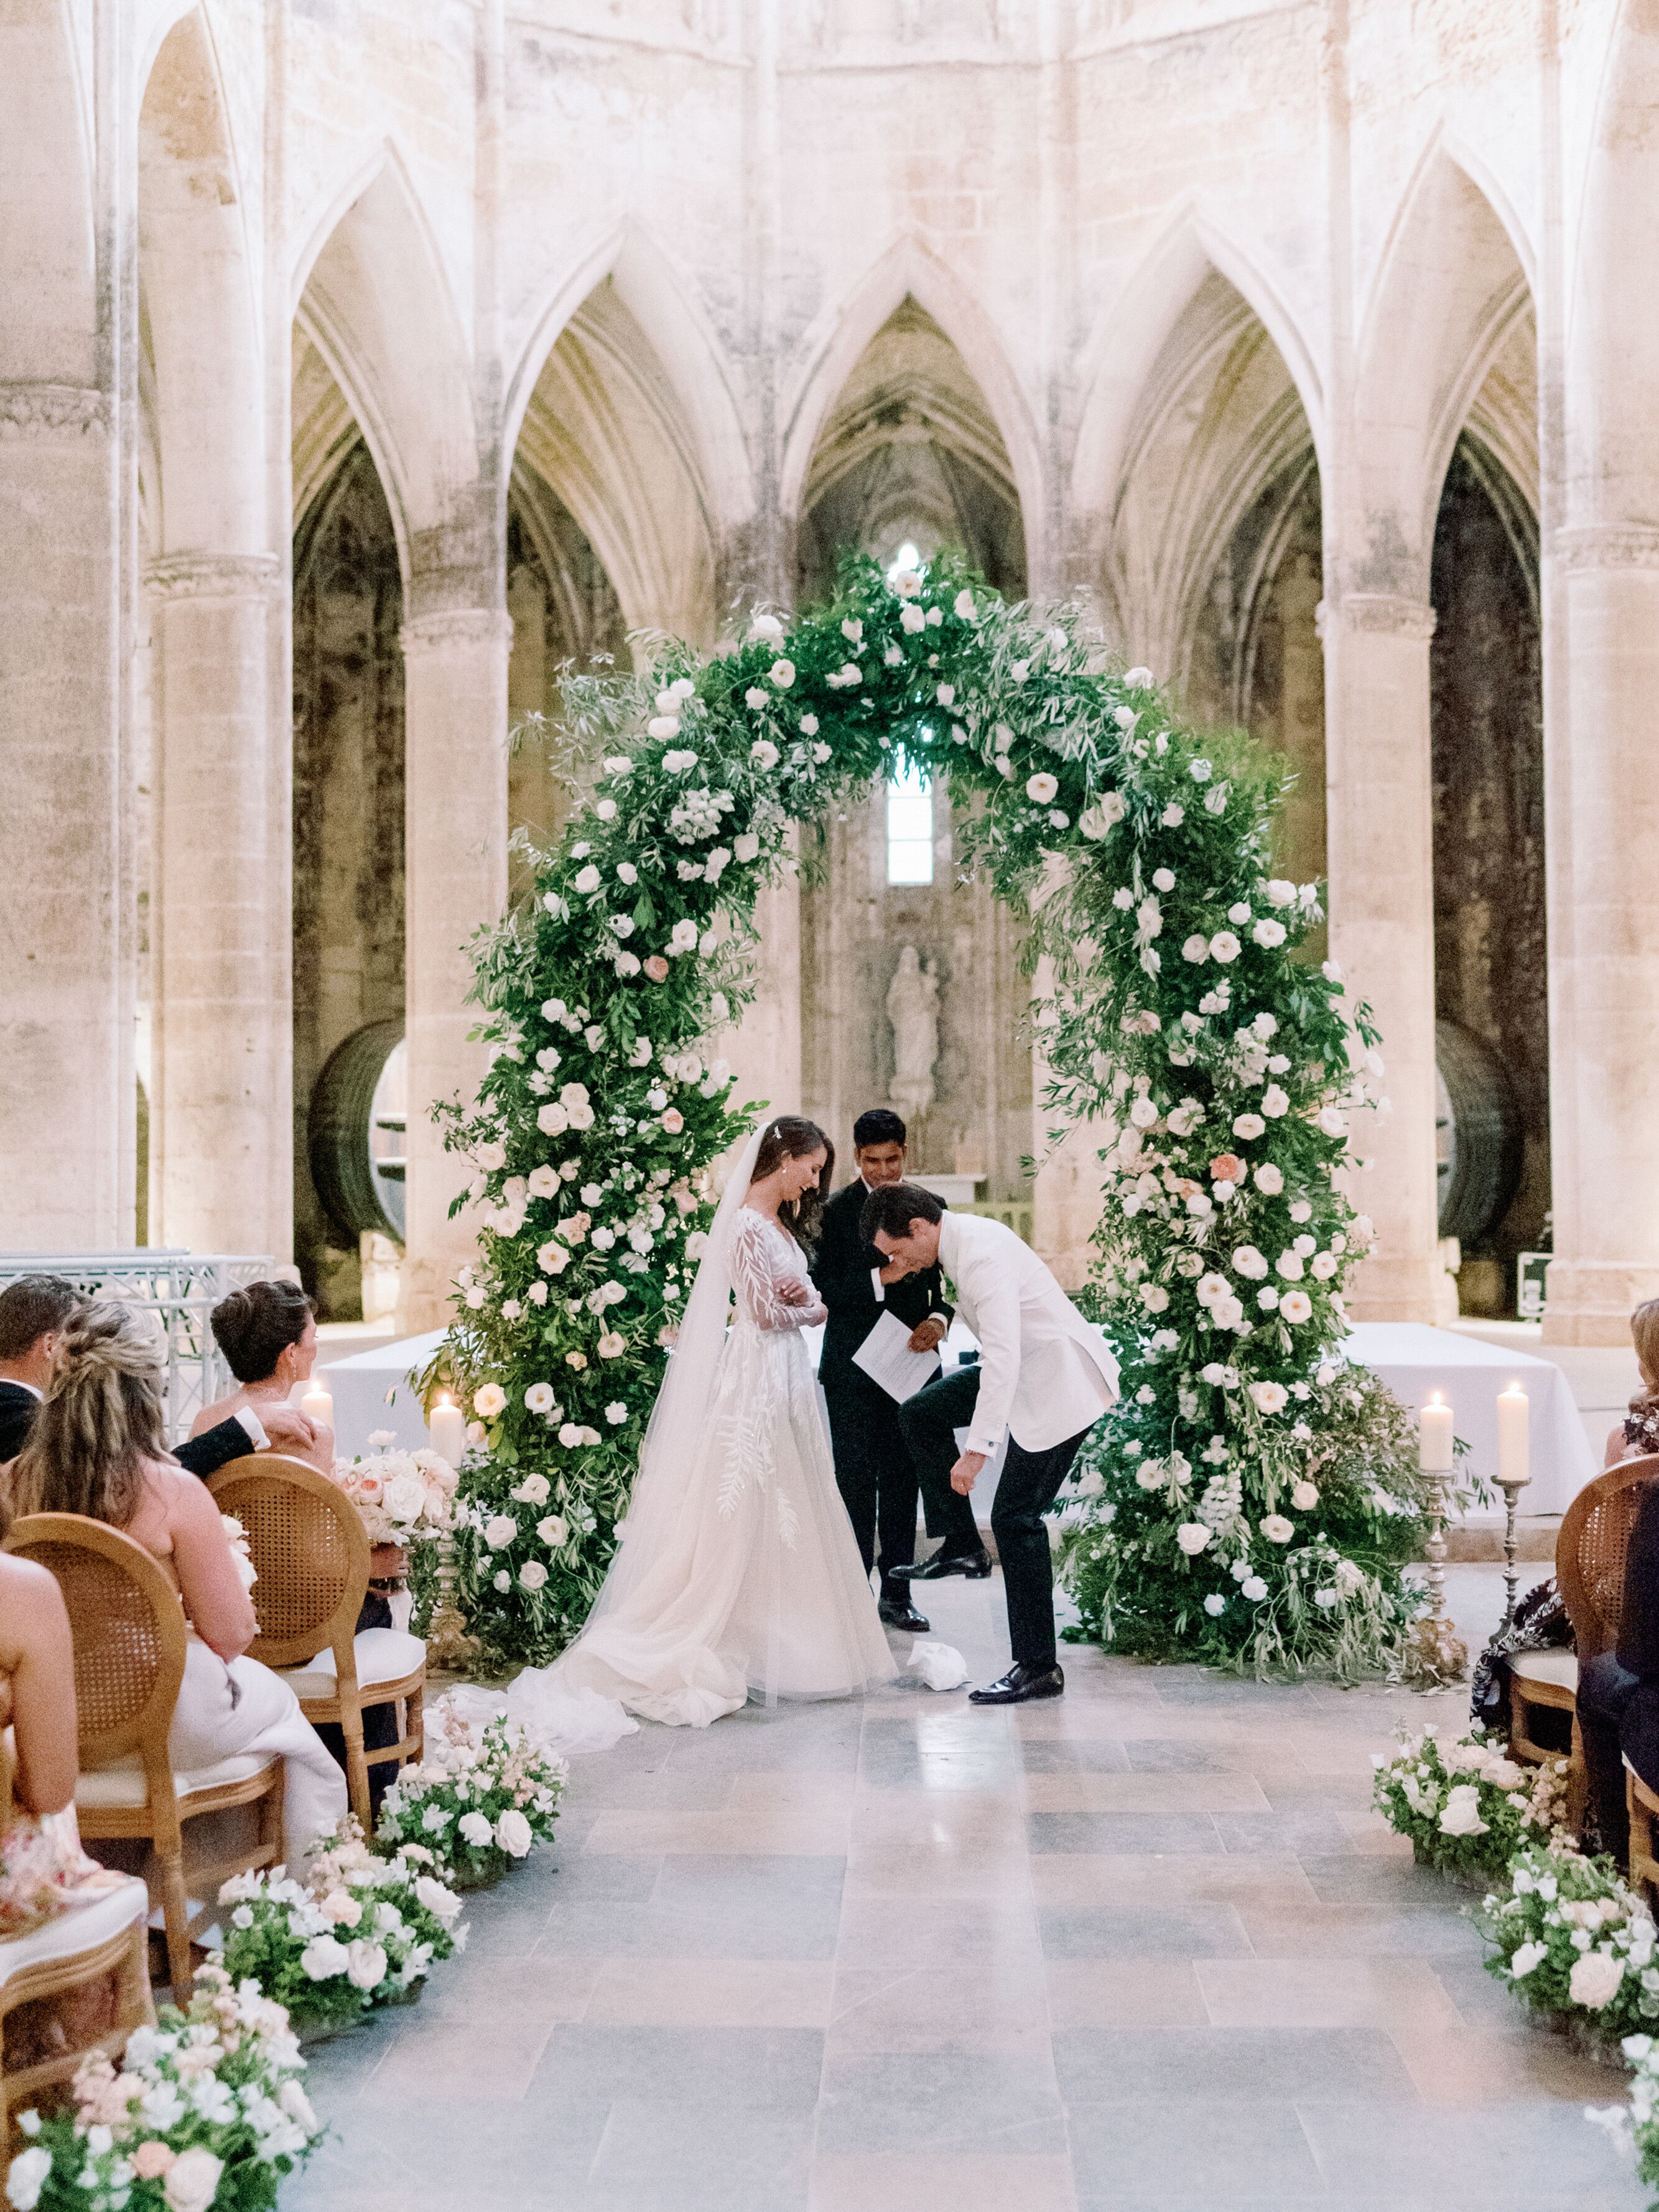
[
  {"left": 1212, "top": 1809, "right": 1360, "bottom": 1856},
  {"left": 1029, "top": 1851, "right": 1317, "bottom": 1907},
  {"left": 1233, "top": 1901, "right": 1484, "bottom": 1959},
  {"left": 1066, "top": 2096, "right": 1328, "bottom": 2201},
  {"left": 1026, "top": 1810, "right": 1225, "bottom": 1856},
  {"left": 837, "top": 1892, "right": 1045, "bottom": 1969},
  {"left": 1054, "top": 2023, "right": 1417, "bottom": 2103},
  {"left": 1044, "top": 1957, "right": 1209, "bottom": 2028},
  {"left": 1296, "top": 1852, "right": 1467, "bottom": 1904},
  {"left": 531, "top": 2022, "right": 826, "bottom": 2108},
  {"left": 1385, "top": 2019, "right": 1630, "bottom": 2106},
  {"left": 581, "top": 1801, "right": 853, "bottom": 1853},
  {"left": 1037, "top": 1901, "right": 1253, "bottom": 1960},
  {"left": 828, "top": 1961, "right": 1052, "bottom": 2053},
  {"left": 1194, "top": 1956, "right": 1466, "bottom": 2031},
  {"left": 584, "top": 1957, "right": 836, "bottom": 2027},
  {"left": 580, "top": 2099, "right": 816, "bottom": 2211},
  {"left": 816, "top": 2050, "right": 1066, "bottom": 2154},
  {"left": 1016, "top": 1738, "right": 1133, "bottom": 1774},
  {"left": 808, "top": 2152, "right": 1079, "bottom": 2211},
  {"left": 1295, "top": 2097, "right": 1651, "bottom": 2206},
  {"left": 1023, "top": 1770, "right": 1271, "bottom": 1813},
  {"left": 368, "top": 2007, "right": 562, "bottom": 2099}
]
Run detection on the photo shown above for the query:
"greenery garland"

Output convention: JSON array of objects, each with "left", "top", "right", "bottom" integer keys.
[{"left": 436, "top": 547, "right": 1430, "bottom": 1673}]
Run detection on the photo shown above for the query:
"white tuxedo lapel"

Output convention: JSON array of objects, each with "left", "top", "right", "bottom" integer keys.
[{"left": 937, "top": 1212, "right": 1119, "bottom": 1455}]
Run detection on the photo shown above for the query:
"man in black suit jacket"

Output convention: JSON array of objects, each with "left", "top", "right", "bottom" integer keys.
[
  {"left": 814, "top": 1110, "right": 952, "bottom": 1632},
  {"left": 0, "top": 1275, "right": 318, "bottom": 1474}
]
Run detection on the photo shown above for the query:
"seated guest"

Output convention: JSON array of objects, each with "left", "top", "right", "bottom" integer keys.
[
  {"left": 0, "top": 1275, "right": 319, "bottom": 1472},
  {"left": 1574, "top": 1301, "right": 1659, "bottom": 1859},
  {"left": 193, "top": 1280, "right": 333, "bottom": 1476},
  {"left": 6, "top": 1303, "right": 347, "bottom": 1864},
  {"left": 0, "top": 1551, "right": 122, "bottom": 1935}
]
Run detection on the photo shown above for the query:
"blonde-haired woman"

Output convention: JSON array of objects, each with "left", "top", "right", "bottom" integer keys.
[
  {"left": 1605, "top": 1297, "right": 1659, "bottom": 1466},
  {"left": 7, "top": 1303, "right": 346, "bottom": 1862}
]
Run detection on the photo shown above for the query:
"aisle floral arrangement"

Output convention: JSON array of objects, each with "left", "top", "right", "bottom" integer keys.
[
  {"left": 1477, "top": 1840, "right": 1659, "bottom": 2042},
  {"left": 434, "top": 547, "right": 1428, "bottom": 1675},
  {"left": 1372, "top": 1722, "right": 1571, "bottom": 1880},
  {"left": 374, "top": 1699, "right": 566, "bottom": 1888},
  {"left": 1587, "top": 2033, "right": 1659, "bottom": 2193},
  {"left": 215, "top": 1826, "right": 465, "bottom": 2033},
  {"left": 3, "top": 1964, "right": 323, "bottom": 2212}
]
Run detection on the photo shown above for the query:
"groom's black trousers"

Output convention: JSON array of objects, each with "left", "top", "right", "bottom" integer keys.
[
  {"left": 899, "top": 1364, "right": 1090, "bottom": 1671},
  {"left": 820, "top": 1362, "right": 922, "bottom": 1597}
]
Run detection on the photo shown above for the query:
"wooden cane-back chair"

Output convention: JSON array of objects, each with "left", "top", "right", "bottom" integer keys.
[
  {"left": 1508, "top": 1454, "right": 1659, "bottom": 1805},
  {"left": 208, "top": 1457, "right": 424, "bottom": 1827},
  {"left": 1, "top": 1515, "right": 284, "bottom": 1997},
  {"left": 1, "top": 1874, "right": 154, "bottom": 2149}
]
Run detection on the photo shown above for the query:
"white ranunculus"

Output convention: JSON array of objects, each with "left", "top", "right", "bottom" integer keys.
[
  {"left": 162, "top": 2148, "right": 225, "bottom": 2212},
  {"left": 1257, "top": 1286, "right": 1280, "bottom": 1311},
  {"left": 473, "top": 1383, "right": 507, "bottom": 1419},
  {"left": 1241, "top": 1575, "right": 1268, "bottom": 1601},
  {"left": 1026, "top": 772, "right": 1059, "bottom": 804},
  {"left": 749, "top": 612, "right": 785, "bottom": 641},
  {"left": 1253, "top": 1163, "right": 1283, "bottom": 1194},
  {"left": 1232, "top": 1245, "right": 1268, "bottom": 1280},
  {"left": 1210, "top": 931, "right": 1240, "bottom": 963},
  {"left": 646, "top": 715, "right": 680, "bottom": 739},
  {"left": 1291, "top": 1480, "right": 1320, "bottom": 1510},
  {"left": 1509, "top": 1940, "right": 1548, "bottom": 1978},
  {"left": 1196, "top": 1272, "right": 1229, "bottom": 1307},
  {"left": 520, "top": 1383, "right": 554, "bottom": 1418},
  {"left": 1250, "top": 1382, "right": 1290, "bottom": 1416},
  {"left": 1232, "top": 1112, "right": 1265, "bottom": 1140},
  {"left": 745, "top": 685, "right": 768, "bottom": 709},
  {"left": 300, "top": 1935, "right": 350, "bottom": 1981},
  {"left": 1176, "top": 1523, "right": 1212, "bottom": 1555},
  {"left": 1260, "top": 1514, "right": 1294, "bottom": 1544},
  {"left": 1211, "top": 1294, "right": 1245, "bottom": 1329},
  {"left": 769, "top": 658, "right": 795, "bottom": 688},
  {"left": 537, "top": 1514, "right": 569, "bottom": 1549},
  {"left": 483, "top": 1515, "right": 518, "bottom": 1551},
  {"left": 519, "top": 1559, "right": 548, "bottom": 1590},
  {"left": 1203, "top": 1592, "right": 1226, "bottom": 1615},
  {"left": 1280, "top": 1290, "right": 1313, "bottom": 1324},
  {"left": 497, "top": 1808, "right": 534, "bottom": 1858},
  {"left": 573, "top": 865, "right": 602, "bottom": 895},
  {"left": 458, "top": 1811, "right": 493, "bottom": 1849},
  {"left": 346, "top": 1938, "right": 388, "bottom": 1991},
  {"left": 537, "top": 1240, "right": 570, "bottom": 1276},
  {"left": 1276, "top": 1250, "right": 1305, "bottom": 1281}
]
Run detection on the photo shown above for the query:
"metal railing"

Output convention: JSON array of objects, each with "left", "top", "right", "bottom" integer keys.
[{"left": 0, "top": 1252, "right": 277, "bottom": 1443}]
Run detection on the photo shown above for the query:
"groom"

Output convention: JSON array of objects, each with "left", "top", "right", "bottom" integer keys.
[
  {"left": 814, "top": 1110, "right": 952, "bottom": 1634},
  {"left": 864, "top": 1183, "right": 1120, "bottom": 1704}
]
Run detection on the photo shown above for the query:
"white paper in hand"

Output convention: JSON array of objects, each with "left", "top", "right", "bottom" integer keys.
[{"left": 851, "top": 1309, "right": 942, "bottom": 1403}]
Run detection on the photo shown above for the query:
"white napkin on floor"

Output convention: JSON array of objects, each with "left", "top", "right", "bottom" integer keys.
[{"left": 909, "top": 1639, "right": 969, "bottom": 1691}]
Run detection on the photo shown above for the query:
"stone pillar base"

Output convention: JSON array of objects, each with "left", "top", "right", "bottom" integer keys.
[{"left": 1540, "top": 1261, "right": 1659, "bottom": 1347}]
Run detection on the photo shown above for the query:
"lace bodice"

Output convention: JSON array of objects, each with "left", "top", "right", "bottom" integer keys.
[{"left": 732, "top": 1209, "right": 826, "bottom": 1331}]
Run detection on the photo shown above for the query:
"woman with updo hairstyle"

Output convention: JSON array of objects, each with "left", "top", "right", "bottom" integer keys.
[
  {"left": 8, "top": 1303, "right": 347, "bottom": 1864},
  {"left": 193, "top": 1279, "right": 332, "bottom": 1474},
  {"left": 746, "top": 1113, "right": 835, "bottom": 1258}
]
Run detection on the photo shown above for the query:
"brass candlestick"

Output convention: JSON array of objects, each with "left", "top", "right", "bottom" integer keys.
[
  {"left": 1496, "top": 1467, "right": 1533, "bottom": 1627},
  {"left": 1405, "top": 1466, "right": 1469, "bottom": 1687},
  {"left": 425, "top": 1530, "right": 481, "bottom": 1672}
]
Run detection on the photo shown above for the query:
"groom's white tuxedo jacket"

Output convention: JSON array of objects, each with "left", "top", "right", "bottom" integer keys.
[{"left": 935, "top": 1212, "right": 1120, "bottom": 1458}]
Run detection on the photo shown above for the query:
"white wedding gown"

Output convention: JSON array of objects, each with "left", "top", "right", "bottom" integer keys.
[{"left": 495, "top": 1194, "right": 896, "bottom": 1737}]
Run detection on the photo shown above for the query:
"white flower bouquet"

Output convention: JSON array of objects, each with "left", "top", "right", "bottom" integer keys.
[
  {"left": 327, "top": 1439, "right": 458, "bottom": 1547},
  {"left": 374, "top": 1697, "right": 565, "bottom": 1888},
  {"left": 215, "top": 1823, "right": 466, "bottom": 2032},
  {"left": 1477, "top": 1840, "right": 1659, "bottom": 2044},
  {"left": 1586, "top": 2030, "right": 1659, "bottom": 2190},
  {"left": 1372, "top": 1722, "right": 1569, "bottom": 1880},
  {"left": 3, "top": 1961, "right": 323, "bottom": 2212},
  {"left": 220, "top": 1513, "right": 258, "bottom": 1591}
]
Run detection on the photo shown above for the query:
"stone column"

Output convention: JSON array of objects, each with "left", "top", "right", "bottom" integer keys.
[
  {"left": 147, "top": 553, "right": 286, "bottom": 1257},
  {"left": 0, "top": 382, "right": 127, "bottom": 1250},
  {"left": 398, "top": 605, "right": 511, "bottom": 1331},
  {"left": 1320, "top": 591, "right": 1442, "bottom": 1323},
  {"left": 1540, "top": 527, "right": 1659, "bottom": 1342}
]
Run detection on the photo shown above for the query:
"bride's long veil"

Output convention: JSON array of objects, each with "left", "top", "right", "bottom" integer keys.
[{"left": 581, "top": 1124, "right": 766, "bottom": 1628}]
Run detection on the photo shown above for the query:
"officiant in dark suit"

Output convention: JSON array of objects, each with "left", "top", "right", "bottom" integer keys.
[
  {"left": 813, "top": 1110, "right": 952, "bottom": 1633},
  {"left": 0, "top": 1274, "right": 319, "bottom": 1474}
]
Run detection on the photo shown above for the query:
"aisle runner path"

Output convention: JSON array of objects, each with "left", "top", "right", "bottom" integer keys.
[{"left": 289, "top": 1576, "right": 1643, "bottom": 2212}]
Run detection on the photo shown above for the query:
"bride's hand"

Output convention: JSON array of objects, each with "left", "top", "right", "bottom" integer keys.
[{"left": 778, "top": 1277, "right": 812, "bottom": 1306}]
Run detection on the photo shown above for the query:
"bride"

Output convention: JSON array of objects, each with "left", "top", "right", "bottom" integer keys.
[{"left": 525, "top": 1116, "right": 896, "bottom": 1729}]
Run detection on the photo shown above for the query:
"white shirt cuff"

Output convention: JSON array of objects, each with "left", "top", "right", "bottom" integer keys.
[
  {"left": 965, "top": 1429, "right": 1002, "bottom": 1458},
  {"left": 870, "top": 1268, "right": 885, "bottom": 1303},
  {"left": 234, "top": 1404, "right": 269, "bottom": 1451}
]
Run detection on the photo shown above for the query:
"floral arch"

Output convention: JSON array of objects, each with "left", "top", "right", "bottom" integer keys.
[{"left": 439, "top": 552, "right": 1430, "bottom": 1675}]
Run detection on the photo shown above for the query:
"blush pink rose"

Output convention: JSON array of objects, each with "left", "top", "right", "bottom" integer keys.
[
  {"left": 643, "top": 956, "right": 669, "bottom": 982},
  {"left": 131, "top": 2144, "right": 177, "bottom": 2180}
]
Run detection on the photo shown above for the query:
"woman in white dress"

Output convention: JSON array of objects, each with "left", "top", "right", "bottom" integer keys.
[{"left": 547, "top": 1117, "right": 897, "bottom": 1728}]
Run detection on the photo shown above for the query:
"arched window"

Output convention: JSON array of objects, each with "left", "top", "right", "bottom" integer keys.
[{"left": 886, "top": 759, "right": 934, "bottom": 886}]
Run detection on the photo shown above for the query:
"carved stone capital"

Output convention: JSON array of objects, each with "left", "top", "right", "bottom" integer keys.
[
  {"left": 0, "top": 383, "right": 110, "bottom": 442},
  {"left": 1315, "top": 594, "right": 1437, "bottom": 642},
  {"left": 144, "top": 552, "right": 284, "bottom": 603},
  {"left": 399, "top": 608, "right": 514, "bottom": 659},
  {"left": 1551, "top": 525, "right": 1659, "bottom": 574}
]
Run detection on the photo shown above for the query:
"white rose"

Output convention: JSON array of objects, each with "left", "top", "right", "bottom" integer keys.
[
  {"left": 1233, "top": 1112, "right": 1265, "bottom": 1140},
  {"left": 1252, "top": 919, "right": 1287, "bottom": 948},
  {"left": 1210, "top": 931, "right": 1240, "bottom": 963},
  {"left": 748, "top": 611, "right": 785, "bottom": 641},
  {"left": 162, "top": 2149, "right": 225, "bottom": 2212},
  {"left": 1280, "top": 1290, "right": 1313, "bottom": 1324},
  {"left": 744, "top": 685, "right": 768, "bottom": 710},
  {"left": 954, "top": 590, "right": 976, "bottom": 620},
  {"left": 1253, "top": 1163, "right": 1283, "bottom": 1194},
  {"left": 300, "top": 1935, "right": 351, "bottom": 1981},
  {"left": 1232, "top": 1245, "right": 1268, "bottom": 1280},
  {"left": 513, "top": 1471, "right": 551, "bottom": 1504},
  {"left": 484, "top": 1515, "right": 518, "bottom": 1551},
  {"left": 384, "top": 1472, "right": 428, "bottom": 1523},
  {"left": 1204, "top": 1593, "right": 1226, "bottom": 1616},
  {"left": 1180, "top": 934, "right": 1209, "bottom": 964},
  {"left": 1509, "top": 1940, "right": 1548, "bottom": 1978},
  {"left": 1434, "top": 1784, "right": 1488, "bottom": 1838},
  {"left": 1261, "top": 1085, "right": 1291, "bottom": 1118},
  {"left": 1291, "top": 1481, "right": 1319, "bottom": 1510},
  {"left": 1176, "top": 1523, "right": 1212, "bottom": 1555},
  {"left": 733, "top": 832, "right": 760, "bottom": 862},
  {"left": 519, "top": 1559, "right": 549, "bottom": 1590},
  {"left": 6, "top": 2150, "right": 52, "bottom": 2212},
  {"left": 1138, "top": 1283, "right": 1169, "bottom": 1313},
  {"left": 1260, "top": 1514, "right": 1294, "bottom": 1543},
  {"left": 537, "top": 1102, "right": 569, "bottom": 1136},
  {"left": 1026, "top": 772, "right": 1059, "bottom": 804},
  {"left": 598, "top": 1331, "right": 626, "bottom": 1359},
  {"left": 669, "top": 919, "right": 700, "bottom": 954},
  {"left": 1241, "top": 1575, "right": 1268, "bottom": 1601},
  {"left": 1250, "top": 1382, "right": 1289, "bottom": 1416},
  {"left": 1196, "top": 1273, "right": 1229, "bottom": 1307},
  {"left": 573, "top": 864, "right": 602, "bottom": 895},
  {"left": 1079, "top": 792, "right": 1127, "bottom": 840},
  {"left": 899, "top": 603, "right": 927, "bottom": 633},
  {"left": 537, "top": 1515, "right": 569, "bottom": 1548},
  {"left": 496, "top": 1808, "right": 534, "bottom": 1858},
  {"left": 473, "top": 1383, "right": 507, "bottom": 1419},
  {"left": 1211, "top": 1294, "right": 1245, "bottom": 1329},
  {"left": 646, "top": 715, "right": 680, "bottom": 739},
  {"left": 769, "top": 658, "right": 795, "bottom": 688},
  {"left": 1123, "top": 665, "right": 1153, "bottom": 687},
  {"left": 346, "top": 1938, "right": 388, "bottom": 1991},
  {"left": 751, "top": 738, "right": 780, "bottom": 769},
  {"left": 458, "top": 1811, "right": 493, "bottom": 1849},
  {"left": 1571, "top": 1951, "right": 1627, "bottom": 2009}
]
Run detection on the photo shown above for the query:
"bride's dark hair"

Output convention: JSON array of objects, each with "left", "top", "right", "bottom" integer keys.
[{"left": 749, "top": 1116, "right": 835, "bottom": 1250}]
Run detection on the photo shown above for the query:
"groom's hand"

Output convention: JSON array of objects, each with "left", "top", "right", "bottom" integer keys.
[
  {"left": 908, "top": 1315, "right": 948, "bottom": 1353},
  {"left": 950, "top": 1451, "right": 987, "bottom": 1495}
]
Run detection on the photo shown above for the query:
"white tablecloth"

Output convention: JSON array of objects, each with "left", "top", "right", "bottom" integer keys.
[
  {"left": 322, "top": 1328, "right": 446, "bottom": 1459},
  {"left": 1341, "top": 1322, "right": 1596, "bottom": 1517}
]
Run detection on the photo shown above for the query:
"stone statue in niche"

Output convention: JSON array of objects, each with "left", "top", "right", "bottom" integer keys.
[{"left": 886, "top": 944, "right": 940, "bottom": 1124}]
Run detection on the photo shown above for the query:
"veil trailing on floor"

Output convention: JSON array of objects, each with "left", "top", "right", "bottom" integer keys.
[{"left": 448, "top": 1128, "right": 766, "bottom": 1755}]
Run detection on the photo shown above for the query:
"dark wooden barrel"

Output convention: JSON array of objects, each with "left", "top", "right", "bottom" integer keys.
[
  {"left": 1435, "top": 1016, "right": 1522, "bottom": 1245},
  {"left": 309, "top": 1020, "right": 406, "bottom": 1243}
]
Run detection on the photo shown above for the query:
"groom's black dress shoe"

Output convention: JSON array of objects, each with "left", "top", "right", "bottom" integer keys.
[
  {"left": 891, "top": 1548, "right": 993, "bottom": 1582},
  {"left": 969, "top": 1663, "right": 1065, "bottom": 1706},
  {"left": 878, "top": 1596, "right": 931, "bottom": 1633}
]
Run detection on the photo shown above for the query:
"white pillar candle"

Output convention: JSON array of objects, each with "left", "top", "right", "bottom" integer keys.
[
  {"left": 429, "top": 1396, "right": 466, "bottom": 1471},
  {"left": 1419, "top": 1392, "right": 1454, "bottom": 1474},
  {"left": 1497, "top": 1382, "right": 1530, "bottom": 1484},
  {"left": 300, "top": 1382, "right": 334, "bottom": 1431}
]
